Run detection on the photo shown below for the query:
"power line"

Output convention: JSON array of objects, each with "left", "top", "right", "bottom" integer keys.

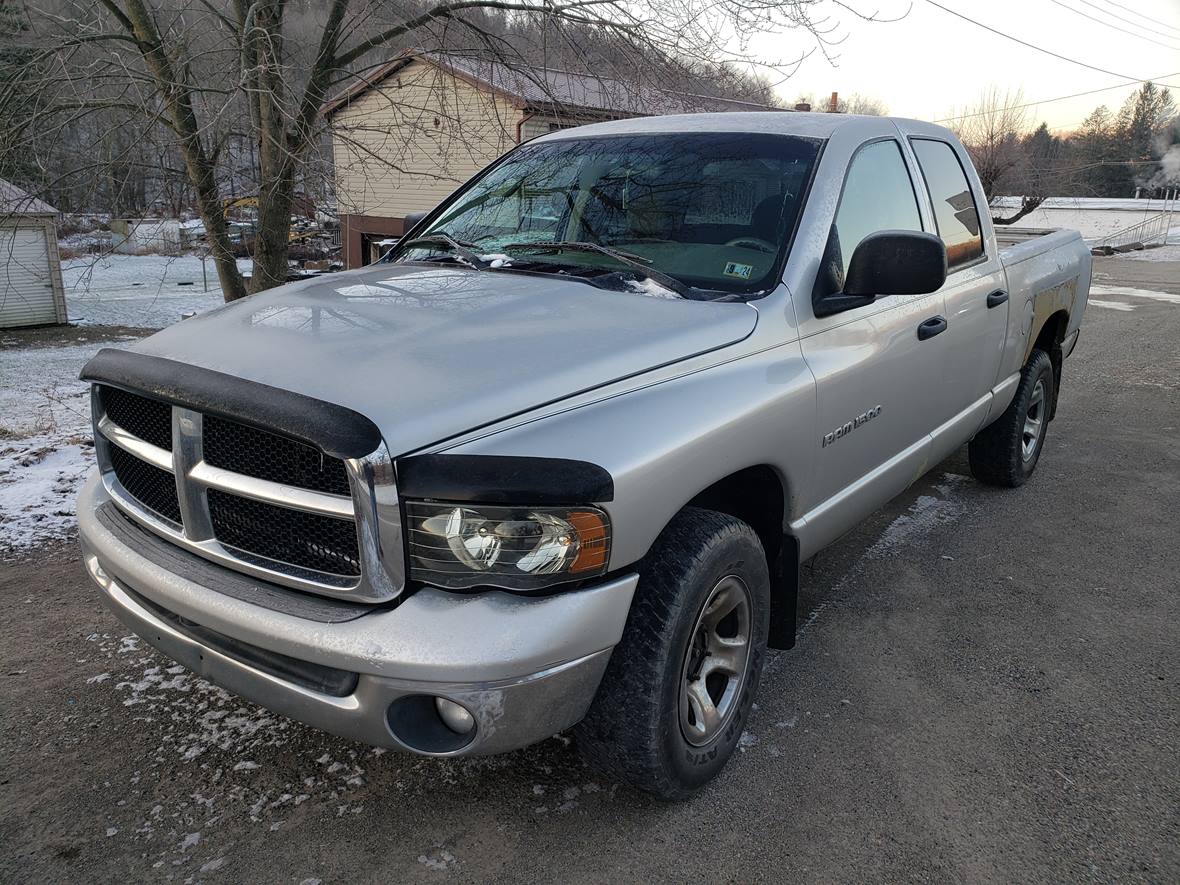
[
  {"left": 1067, "top": 0, "right": 1180, "bottom": 40},
  {"left": 1094, "top": 0, "right": 1180, "bottom": 36},
  {"left": 1047, "top": 0, "right": 1180, "bottom": 51},
  {"left": 934, "top": 72, "right": 1180, "bottom": 122},
  {"left": 924, "top": 0, "right": 1161, "bottom": 81}
]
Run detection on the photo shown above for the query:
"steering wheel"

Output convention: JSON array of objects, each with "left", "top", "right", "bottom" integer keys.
[{"left": 724, "top": 237, "right": 777, "bottom": 254}]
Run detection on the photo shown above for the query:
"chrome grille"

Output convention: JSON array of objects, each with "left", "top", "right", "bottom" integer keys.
[
  {"left": 108, "top": 444, "right": 182, "bottom": 524},
  {"left": 204, "top": 415, "right": 351, "bottom": 496},
  {"left": 91, "top": 385, "right": 403, "bottom": 602},
  {"left": 100, "top": 386, "right": 173, "bottom": 451},
  {"left": 207, "top": 489, "right": 361, "bottom": 576}
]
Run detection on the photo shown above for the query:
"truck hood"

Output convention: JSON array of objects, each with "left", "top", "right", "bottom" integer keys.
[{"left": 129, "top": 263, "right": 758, "bottom": 455}]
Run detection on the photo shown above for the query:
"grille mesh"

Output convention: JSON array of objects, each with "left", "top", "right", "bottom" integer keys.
[
  {"left": 109, "top": 445, "right": 182, "bottom": 524},
  {"left": 100, "top": 386, "right": 173, "bottom": 451},
  {"left": 203, "top": 416, "right": 351, "bottom": 496},
  {"left": 207, "top": 489, "right": 360, "bottom": 577}
]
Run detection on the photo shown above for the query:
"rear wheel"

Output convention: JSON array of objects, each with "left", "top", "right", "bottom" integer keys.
[
  {"left": 574, "top": 508, "right": 770, "bottom": 800},
  {"left": 969, "top": 348, "right": 1055, "bottom": 487}
]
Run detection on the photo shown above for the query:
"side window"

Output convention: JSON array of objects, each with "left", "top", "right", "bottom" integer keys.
[
  {"left": 911, "top": 139, "right": 984, "bottom": 269},
  {"left": 815, "top": 139, "right": 923, "bottom": 299}
]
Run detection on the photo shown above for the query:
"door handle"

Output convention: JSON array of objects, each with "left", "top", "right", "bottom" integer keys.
[
  {"left": 917, "top": 315, "right": 947, "bottom": 340},
  {"left": 986, "top": 289, "right": 1009, "bottom": 308}
]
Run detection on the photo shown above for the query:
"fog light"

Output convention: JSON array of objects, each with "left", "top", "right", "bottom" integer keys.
[{"left": 435, "top": 697, "right": 475, "bottom": 735}]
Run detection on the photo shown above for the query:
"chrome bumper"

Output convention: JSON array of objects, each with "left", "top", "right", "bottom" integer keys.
[{"left": 77, "top": 474, "right": 636, "bottom": 756}]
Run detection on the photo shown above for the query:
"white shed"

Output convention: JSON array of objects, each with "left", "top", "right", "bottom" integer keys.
[{"left": 0, "top": 179, "right": 67, "bottom": 329}]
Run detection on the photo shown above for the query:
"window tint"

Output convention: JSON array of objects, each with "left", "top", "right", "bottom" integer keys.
[
  {"left": 832, "top": 140, "right": 923, "bottom": 279},
  {"left": 911, "top": 139, "right": 984, "bottom": 269}
]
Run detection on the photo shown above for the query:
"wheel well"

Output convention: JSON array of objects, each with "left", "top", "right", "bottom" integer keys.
[
  {"left": 1032, "top": 309, "right": 1069, "bottom": 418},
  {"left": 686, "top": 466, "right": 784, "bottom": 566},
  {"left": 685, "top": 466, "right": 799, "bottom": 649}
]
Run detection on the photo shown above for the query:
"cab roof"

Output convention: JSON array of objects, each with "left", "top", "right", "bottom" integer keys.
[{"left": 536, "top": 111, "right": 955, "bottom": 143}]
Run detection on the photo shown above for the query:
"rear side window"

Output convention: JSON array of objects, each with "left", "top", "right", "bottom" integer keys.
[
  {"left": 911, "top": 139, "right": 984, "bottom": 269},
  {"left": 832, "top": 140, "right": 923, "bottom": 278}
]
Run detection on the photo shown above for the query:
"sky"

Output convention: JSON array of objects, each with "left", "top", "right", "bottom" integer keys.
[{"left": 747, "top": 0, "right": 1180, "bottom": 133}]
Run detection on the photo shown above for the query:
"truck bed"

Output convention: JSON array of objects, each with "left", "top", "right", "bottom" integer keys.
[{"left": 994, "top": 227, "right": 1092, "bottom": 381}]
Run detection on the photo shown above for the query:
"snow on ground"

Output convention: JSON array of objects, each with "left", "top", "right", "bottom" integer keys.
[
  {"left": 2, "top": 255, "right": 257, "bottom": 551},
  {"left": 1090, "top": 284, "right": 1180, "bottom": 305},
  {"left": 62, "top": 254, "right": 250, "bottom": 328},
  {"left": 2, "top": 253, "right": 248, "bottom": 552},
  {"left": 787, "top": 473, "right": 969, "bottom": 643},
  {"left": 0, "top": 338, "right": 138, "bottom": 554},
  {"left": 1088, "top": 300, "right": 1136, "bottom": 312}
]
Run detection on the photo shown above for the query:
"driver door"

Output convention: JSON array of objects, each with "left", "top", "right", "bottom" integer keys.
[{"left": 796, "top": 138, "right": 952, "bottom": 547}]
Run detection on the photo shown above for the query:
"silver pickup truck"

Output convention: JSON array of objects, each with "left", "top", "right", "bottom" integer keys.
[{"left": 77, "top": 113, "right": 1090, "bottom": 799}]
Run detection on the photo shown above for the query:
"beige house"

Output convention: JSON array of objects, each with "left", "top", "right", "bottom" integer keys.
[{"left": 325, "top": 51, "right": 780, "bottom": 267}]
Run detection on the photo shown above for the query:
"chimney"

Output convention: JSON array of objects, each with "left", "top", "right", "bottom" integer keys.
[
  {"left": 794, "top": 101, "right": 811, "bottom": 112},
  {"left": 829, "top": 91, "right": 839, "bottom": 113}
]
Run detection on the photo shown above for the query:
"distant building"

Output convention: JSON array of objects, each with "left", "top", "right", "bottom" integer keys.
[
  {"left": 325, "top": 50, "right": 782, "bottom": 267},
  {"left": 0, "top": 179, "right": 67, "bottom": 329},
  {"left": 110, "top": 217, "right": 184, "bottom": 254}
]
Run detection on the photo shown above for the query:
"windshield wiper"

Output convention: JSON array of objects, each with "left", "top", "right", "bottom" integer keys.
[
  {"left": 399, "top": 234, "right": 486, "bottom": 269},
  {"left": 501, "top": 240, "right": 688, "bottom": 298}
]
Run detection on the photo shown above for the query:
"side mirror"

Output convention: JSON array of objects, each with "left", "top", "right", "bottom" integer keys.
[
  {"left": 845, "top": 230, "right": 947, "bottom": 296},
  {"left": 401, "top": 210, "right": 429, "bottom": 236},
  {"left": 815, "top": 230, "right": 947, "bottom": 317}
]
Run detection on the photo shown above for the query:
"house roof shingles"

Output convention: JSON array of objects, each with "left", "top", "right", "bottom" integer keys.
[{"left": 324, "top": 51, "right": 782, "bottom": 119}]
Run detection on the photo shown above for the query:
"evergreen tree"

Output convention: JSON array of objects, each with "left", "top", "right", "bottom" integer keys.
[{"left": 1113, "top": 83, "right": 1176, "bottom": 195}]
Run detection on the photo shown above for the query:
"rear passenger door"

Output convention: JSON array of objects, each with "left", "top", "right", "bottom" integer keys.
[{"left": 907, "top": 137, "right": 1008, "bottom": 445}]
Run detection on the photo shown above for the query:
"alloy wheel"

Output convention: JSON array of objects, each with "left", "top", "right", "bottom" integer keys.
[{"left": 678, "top": 575, "right": 753, "bottom": 746}]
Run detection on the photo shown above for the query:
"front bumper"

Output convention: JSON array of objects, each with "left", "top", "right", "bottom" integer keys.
[{"left": 77, "top": 474, "right": 637, "bottom": 755}]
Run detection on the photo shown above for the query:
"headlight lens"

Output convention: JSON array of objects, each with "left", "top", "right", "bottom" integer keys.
[{"left": 406, "top": 501, "right": 610, "bottom": 590}]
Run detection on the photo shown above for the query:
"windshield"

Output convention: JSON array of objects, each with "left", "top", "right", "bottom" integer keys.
[{"left": 393, "top": 131, "right": 822, "bottom": 298}]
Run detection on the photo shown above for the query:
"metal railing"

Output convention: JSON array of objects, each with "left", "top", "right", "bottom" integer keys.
[{"left": 1097, "top": 194, "right": 1177, "bottom": 250}]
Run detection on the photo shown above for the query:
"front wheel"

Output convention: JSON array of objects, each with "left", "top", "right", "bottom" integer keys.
[
  {"left": 969, "top": 348, "right": 1055, "bottom": 487},
  {"left": 574, "top": 508, "right": 770, "bottom": 800}
]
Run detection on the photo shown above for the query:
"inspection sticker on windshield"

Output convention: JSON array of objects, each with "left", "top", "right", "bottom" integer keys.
[{"left": 723, "top": 261, "right": 753, "bottom": 280}]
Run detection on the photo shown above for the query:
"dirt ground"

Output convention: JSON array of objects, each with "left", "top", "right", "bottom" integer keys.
[{"left": 1, "top": 256, "right": 1177, "bottom": 883}]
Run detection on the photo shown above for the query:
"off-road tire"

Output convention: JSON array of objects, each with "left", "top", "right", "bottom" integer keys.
[
  {"left": 969, "top": 348, "right": 1055, "bottom": 487},
  {"left": 574, "top": 508, "right": 770, "bottom": 800}
]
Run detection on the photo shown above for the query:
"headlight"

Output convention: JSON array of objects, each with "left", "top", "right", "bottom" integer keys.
[{"left": 406, "top": 501, "right": 610, "bottom": 590}]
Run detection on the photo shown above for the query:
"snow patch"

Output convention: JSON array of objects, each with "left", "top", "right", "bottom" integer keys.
[
  {"left": 418, "top": 848, "right": 458, "bottom": 871},
  {"left": 795, "top": 474, "right": 968, "bottom": 640},
  {"left": 1090, "top": 284, "right": 1180, "bottom": 305},
  {"left": 0, "top": 336, "right": 147, "bottom": 553},
  {"left": 623, "top": 277, "right": 681, "bottom": 299},
  {"left": 1088, "top": 299, "right": 1135, "bottom": 312}
]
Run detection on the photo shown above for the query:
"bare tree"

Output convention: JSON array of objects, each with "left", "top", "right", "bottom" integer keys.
[
  {"left": 1, "top": 0, "right": 894, "bottom": 303},
  {"left": 945, "top": 87, "right": 1048, "bottom": 225}
]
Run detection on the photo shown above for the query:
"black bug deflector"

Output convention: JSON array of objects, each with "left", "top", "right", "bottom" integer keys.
[{"left": 80, "top": 348, "right": 382, "bottom": 460}]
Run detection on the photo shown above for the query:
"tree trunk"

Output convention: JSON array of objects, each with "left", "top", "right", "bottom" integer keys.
[
  {"left": 116, "top": 0, "right": 249, "bottom": 301},
  {"left": 244, "top": 0, "right": 295, "bottom": 295},
  {"left": 250, "top": 167, "right": 296, "bottom": 292}
]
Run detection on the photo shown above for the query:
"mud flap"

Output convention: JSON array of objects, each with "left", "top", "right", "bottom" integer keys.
[{"left": 768, "top": 535, "right": 800, "bottom": 650}]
